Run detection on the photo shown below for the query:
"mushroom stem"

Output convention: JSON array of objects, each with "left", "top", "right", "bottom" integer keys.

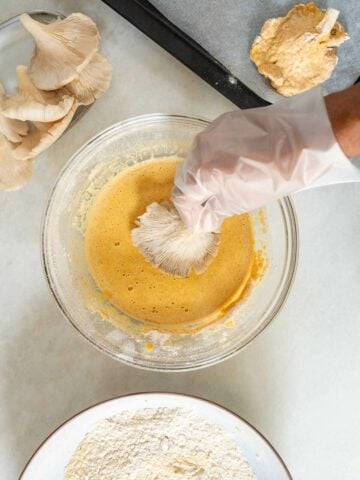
[
  {"left": 20, "top": 13, "right": 46, "bottom": 39},
  {"left": 317, "top": 8, "right": 339, "bottom": 34}
]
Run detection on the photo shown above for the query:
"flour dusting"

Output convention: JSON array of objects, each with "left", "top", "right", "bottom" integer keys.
[{"left": 65, "top": 407, "right": 256, "bottom": 479}]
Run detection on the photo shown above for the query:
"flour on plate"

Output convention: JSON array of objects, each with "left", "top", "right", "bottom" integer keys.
[{"left": 65, "top": 407, "right": 256, "bottom": 479}]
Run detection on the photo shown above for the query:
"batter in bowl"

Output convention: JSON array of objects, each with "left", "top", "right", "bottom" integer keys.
[{"left": 85, "top": 158, "right": 258, "bottom": 332}]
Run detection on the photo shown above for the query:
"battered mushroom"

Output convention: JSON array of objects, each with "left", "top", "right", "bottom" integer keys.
[
  {"left": 66, "top": 52, "right": 112, "bottom": 106},
  {"left": 20, "top": 13, "right": 99, "bottom": 90},
  {"left": 2, "top": 66, "right": 74, "bottom": 122},
  {"left": 250, "top": 3, "right": 349, "bottom": 96}
]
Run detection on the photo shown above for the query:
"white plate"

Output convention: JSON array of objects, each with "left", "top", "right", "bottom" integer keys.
[{"left": 20, "top": 393, "right": 291, "bottom": 479}]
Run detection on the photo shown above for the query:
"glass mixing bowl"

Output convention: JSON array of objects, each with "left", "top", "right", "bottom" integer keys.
[{"left": 42, "top": 114, "right": 298, "bottom": 371}]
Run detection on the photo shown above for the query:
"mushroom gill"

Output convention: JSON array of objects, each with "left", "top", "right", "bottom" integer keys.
[
  {"left": 12, "top": 101, "right": 78, "bottom": 160},
  {"left": 2, "top": 66, "right": 74, "bottom": 122},
  {"left": 0, "top": 83, "right": 28, "bottom": 143},
  {"left": 66, "top": 52, "right": 112, "bottom": 106},
  {"left": 20, "top": 13, "right": 100, "bottom": 90}
]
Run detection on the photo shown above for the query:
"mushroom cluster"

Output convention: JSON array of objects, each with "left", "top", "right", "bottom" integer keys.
[{"left": 0, "top": 12, "right": 112, "bottom": 190}]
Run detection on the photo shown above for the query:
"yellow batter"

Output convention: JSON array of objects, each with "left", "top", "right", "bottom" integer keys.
[{"left": 85, "top": 158, "right": 256, "bottom": 331}]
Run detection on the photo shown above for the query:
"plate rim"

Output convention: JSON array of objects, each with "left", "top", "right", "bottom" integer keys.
[
  {"left": 19, "top": 391, "right": 293, "bottom": 479},
  {"left": 0, "top": 10, "right": 64, "bottom": 30}
]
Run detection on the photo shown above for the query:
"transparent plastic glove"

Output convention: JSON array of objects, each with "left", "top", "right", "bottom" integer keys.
[{"left": 172, "top": 87, "right": 353, "bottom": 233}]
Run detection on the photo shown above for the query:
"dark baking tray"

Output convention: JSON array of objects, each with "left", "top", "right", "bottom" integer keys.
[
  {"left": 103, "top": 0, "right": 359, "bottom": 107},
  {"left": 102, "top": 0, "right": 269, "bottom": 109}
]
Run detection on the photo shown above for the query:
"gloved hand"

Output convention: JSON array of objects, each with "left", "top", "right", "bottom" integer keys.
[{"left": 172, "top": 87, "right": 351, "bottom": 233}]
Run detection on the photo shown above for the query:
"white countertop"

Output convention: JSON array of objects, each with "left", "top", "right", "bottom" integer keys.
[{"left": 1, "top": 1, "right": 360, "bottom": 479}]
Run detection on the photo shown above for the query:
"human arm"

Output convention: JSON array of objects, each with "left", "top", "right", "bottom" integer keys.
[
  {"left": 325, "top": 82, "right": 360, "bottom": 158},
  {"left": 173, "top": 85, "right": 359, "bottom": 232}
]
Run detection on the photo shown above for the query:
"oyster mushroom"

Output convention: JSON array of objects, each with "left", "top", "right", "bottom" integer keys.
[
  {"left": 0, "top": 83, "right": 28, "bottom": 143},
  {"left": 13, "top": 101, "right": 78, "bottom": 160},
  {"left": 250, "top": 3, "right": 349, "bottom": 96},
  {"left": 0, "top": 133, "right": 33, "bottom": 190},
  {"left": 20, "top": 13, "right": 100, "bottom": 90},
  {"left": 2, "top": 66, "right": 74, "bottom": 122},
  {"left": 66, "top": 52, "right": 112, "bottom": 105}
]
